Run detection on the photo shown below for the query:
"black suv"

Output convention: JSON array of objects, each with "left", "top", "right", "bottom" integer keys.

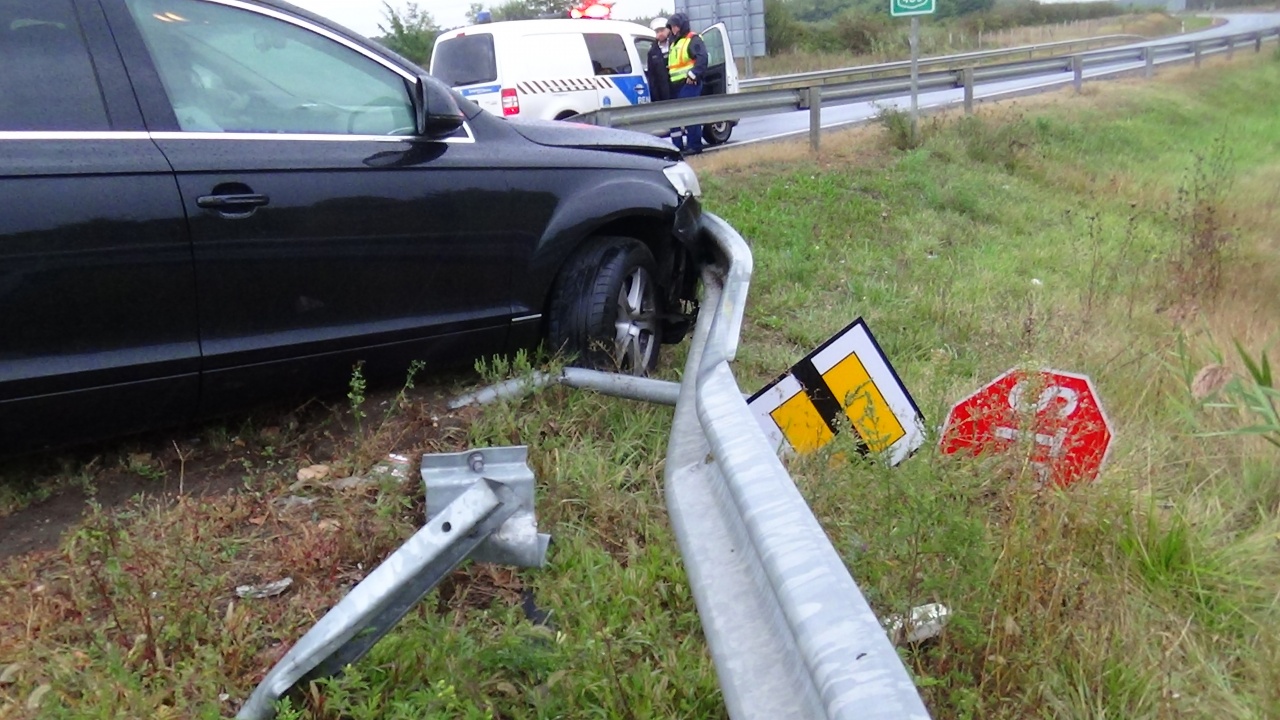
[{"left": 0, "top": 0, "right": 708, "bottom": 452}]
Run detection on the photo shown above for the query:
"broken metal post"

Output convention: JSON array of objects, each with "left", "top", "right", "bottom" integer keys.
[
  {"left": 448, "top": 368, "right": 683, "bottom": 409},
  {"left": 237, "top": 447, "right": 548, "bottom": 720},
  {"left": 422, "top": 446, "right": 551, "bottom": 568}
]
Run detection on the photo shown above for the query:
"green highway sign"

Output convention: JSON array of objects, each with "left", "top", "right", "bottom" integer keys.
[{"left": 891, "top": 0, "right": 935, "bottom": 17}]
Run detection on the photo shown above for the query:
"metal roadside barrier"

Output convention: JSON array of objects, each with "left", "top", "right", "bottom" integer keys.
[
  {"left": 576, "top": 28, "right": 1280, "bottom": 143},
  {"left": 237, "top": 447, "right": 549, "bottom": 720},
  {"left": 664, "top": 214, "right": 932, "bottom": 719},
  {"left": 738, "top": 33, "right": 1146, "bottom": 89},
  {"left": 440, "top": 214, "right": 935, "bottom": 718}
]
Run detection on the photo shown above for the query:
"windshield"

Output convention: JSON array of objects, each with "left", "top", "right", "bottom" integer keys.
[{"left": 432, "top": 35, "right": 496, "bottom": 87}]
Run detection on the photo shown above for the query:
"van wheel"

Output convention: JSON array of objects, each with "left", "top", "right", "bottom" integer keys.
[
  {"left": 703, "top": 121, "right": 734, "bottom": 146},
  {"left": 554, "top": 111, "right": 580, "bottom": 121},
  {"left": 547, "top": 237, "right": 662, "bottom": 376}
]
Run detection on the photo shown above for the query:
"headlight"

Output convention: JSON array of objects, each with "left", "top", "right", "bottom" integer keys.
[{"left": 663, "top": 161, "right": 702, "bottom": 199}]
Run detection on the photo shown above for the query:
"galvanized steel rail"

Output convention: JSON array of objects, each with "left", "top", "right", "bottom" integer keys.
[
  {"left": 576, "top": 29, "right": 1280, "bottom": 141},
  {"left": 738, "top": 33, "right": 1145, "bottom": 89},
  {"left": 237, "top": 447, "right": 549, "bottom": 720},
  {"left": 665, "top": 214, "right": 931, "bottom": 719}
]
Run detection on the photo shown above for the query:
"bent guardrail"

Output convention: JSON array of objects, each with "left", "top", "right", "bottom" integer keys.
[
  {"left": 577, "top": 28, "right": 1280, "bottom": 148},
  {"left": 665, "top": 214, "right": 931, "bottom": 719},
  {"left": 237, "top": 447, "right": 549, "bottom": 720}
]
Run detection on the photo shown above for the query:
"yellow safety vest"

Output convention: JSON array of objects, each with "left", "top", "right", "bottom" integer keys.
[{"left": 669, "top": 33, "right": 697, "bottom": 82}]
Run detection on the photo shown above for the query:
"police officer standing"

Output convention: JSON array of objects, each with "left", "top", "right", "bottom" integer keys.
[
  {"left": 666, "top": 12, "right": 708, "bottom": 155},
  {"left": 645, "top": 17, "right": 672, "bottom": 104}
]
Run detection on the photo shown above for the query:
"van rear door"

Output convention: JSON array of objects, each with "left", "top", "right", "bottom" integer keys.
[{"left": 431, "top": 32, "right": 502, "bottom": 115}]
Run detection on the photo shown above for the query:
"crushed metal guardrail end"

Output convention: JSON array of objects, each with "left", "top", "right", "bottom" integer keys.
[
  {"left": 236, "top": 446, "right": 548, "bottom": 720},
  {"left": 422, "top": 446, "right": 551, "bottom": 569}
]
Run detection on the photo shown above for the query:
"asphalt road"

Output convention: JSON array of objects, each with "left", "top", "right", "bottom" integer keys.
[{"left": 722, "top": 12, "right": 1280, "bottom": 149}]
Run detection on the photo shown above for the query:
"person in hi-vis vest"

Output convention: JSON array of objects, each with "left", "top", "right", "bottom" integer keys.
[{"left": 665, "top": 13, "right": 708, "bottom": 155}]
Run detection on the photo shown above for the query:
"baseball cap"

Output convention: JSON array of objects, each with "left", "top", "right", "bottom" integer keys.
[{"left": 649, "top": 17, "right": 668, "bottom": 30}]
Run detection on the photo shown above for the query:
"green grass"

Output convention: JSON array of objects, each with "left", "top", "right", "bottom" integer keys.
[{"left": 4, "top": 54, "right": 1280, "bottom": 719}]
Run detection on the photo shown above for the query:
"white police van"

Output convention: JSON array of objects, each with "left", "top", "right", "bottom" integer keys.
[{"left": 430, "top": 18, "right": 739, "bottom": 145}]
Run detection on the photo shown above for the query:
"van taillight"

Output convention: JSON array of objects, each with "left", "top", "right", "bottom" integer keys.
[{"left": 501, "top": 88, "right": 520, "bottom": 116}]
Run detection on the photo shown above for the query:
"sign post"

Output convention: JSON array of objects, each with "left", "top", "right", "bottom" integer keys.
[{"left": 890, "top": 0, "right": 935, "bottom": 142}]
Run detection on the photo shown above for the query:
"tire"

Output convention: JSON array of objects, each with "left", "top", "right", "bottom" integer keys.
[
  {"left": 547, "top": 237, "right": 663, "bottom": 375},
  {"left": 703, "top": 120, "right": 734, "bottom": 146},
  {"left": 554, "top": 111, "right": 579, "bottom": 121}
]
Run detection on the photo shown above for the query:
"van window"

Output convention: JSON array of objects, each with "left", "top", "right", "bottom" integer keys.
[
  {"left": 703, "top": 28, "right": 726, "bottom": 67},
  {"left": 633, "top": 37, "right": 654, "bottom": 62},
  {"left": 433, "top": 34, "right": 497, "bottom": 87},
  {"left": 584, "top": 33, "right": 631, "bottom": 75}
]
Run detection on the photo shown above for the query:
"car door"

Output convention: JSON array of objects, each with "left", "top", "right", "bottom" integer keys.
[
  {"left": 632, "top": 35, "right": 657, "bottom": 100},
  {"left": 699, "top": 23, "right": 739, "bottom": 97},
  {"left": 0, "top": 0, "right": 198, "bottom": 452},
  {"left": 101, "top": 0, "right": 517, "bottom": 414}
]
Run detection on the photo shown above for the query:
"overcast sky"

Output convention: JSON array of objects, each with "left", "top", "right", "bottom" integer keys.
[{"left": 288, "top": 0, "right": 674, "bottom": 35}]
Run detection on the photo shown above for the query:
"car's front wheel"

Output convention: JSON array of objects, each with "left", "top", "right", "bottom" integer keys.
[{"left": 547, "top": 237, "right": 662, "bottom": 375}]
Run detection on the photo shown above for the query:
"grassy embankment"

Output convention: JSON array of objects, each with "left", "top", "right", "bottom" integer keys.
[{"left": 2, "top": 48, "right": 1279, "bottom": 720}]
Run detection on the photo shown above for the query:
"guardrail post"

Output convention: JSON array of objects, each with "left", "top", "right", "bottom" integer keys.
[
  {"left": 1072, "top": 55, "right": 1083, "bottom": 93},
  {"left": 963, "top": 67, "right": 975, "bottom": 114},
  {"left": 806, "top": 86, "right": 822, "bottom": 153},
  {"left": 1194, "top": 42, "right": 1202, "bottom": 68},
  {"left": 1227, "top": 35, "right": 1235, "bottom": 60},
  {"left": 1143, "top": 46, "right": 1154, "bottom": 79},
  {"left": 1255, "top": 32, "right": 1263, "bottom": 53}
]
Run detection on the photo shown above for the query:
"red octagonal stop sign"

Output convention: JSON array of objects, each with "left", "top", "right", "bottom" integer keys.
[{"left": 939, "top": 368, "right": 1114, "bottom": 486}]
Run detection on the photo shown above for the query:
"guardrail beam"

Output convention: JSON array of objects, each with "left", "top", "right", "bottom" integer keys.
[
  {"left": 582, "top": 28, "right": 1277, "bottom": 145},
  {"left": 665, "top": 215, "right": 932, "bottom": 719}
]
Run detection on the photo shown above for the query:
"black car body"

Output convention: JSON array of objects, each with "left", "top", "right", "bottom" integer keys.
[{"left": 0, "top": 0, "right": 707, "bottom": 453}]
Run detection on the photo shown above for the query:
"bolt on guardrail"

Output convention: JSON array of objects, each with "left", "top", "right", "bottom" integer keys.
[{"left": 237, "top": 447, "right": 549, "bottom": 720}]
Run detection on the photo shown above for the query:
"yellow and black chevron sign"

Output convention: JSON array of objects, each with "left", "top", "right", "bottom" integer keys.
[{"left": 748, "top": 318, "right": 924, "bottom": 465}]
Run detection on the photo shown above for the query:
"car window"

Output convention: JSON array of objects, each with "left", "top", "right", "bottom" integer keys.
[
  {"left": 124, "top": 0, "right": 414, "bottom": 135},
  {"left": 702, "top": 27, "right": 726, "bottom": 67},
  {"left": 584, "top": 33, "right": 631, "bottom": 76},
  {"left": 0, "top": 0, "right": 109, "bottom": 131},
  {"left": 432, "top": 34, "right": 496, "bottom": 87},
  {"left": 633, "top": 36, "right": 653, "bottom": 62}
]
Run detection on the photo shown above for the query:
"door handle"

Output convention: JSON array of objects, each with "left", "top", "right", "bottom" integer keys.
[{"left": 197, "top": 193, "right": 269, "bottom": 210}]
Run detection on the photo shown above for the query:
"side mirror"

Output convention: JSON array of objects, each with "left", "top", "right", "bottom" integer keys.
[{"left": 414, "top": 74, "right": 466, "bottom": 139}]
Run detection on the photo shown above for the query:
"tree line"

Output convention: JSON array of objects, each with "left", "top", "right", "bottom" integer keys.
[{"left": 376, "top": 0, "right": 577, "bottom": 67}]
